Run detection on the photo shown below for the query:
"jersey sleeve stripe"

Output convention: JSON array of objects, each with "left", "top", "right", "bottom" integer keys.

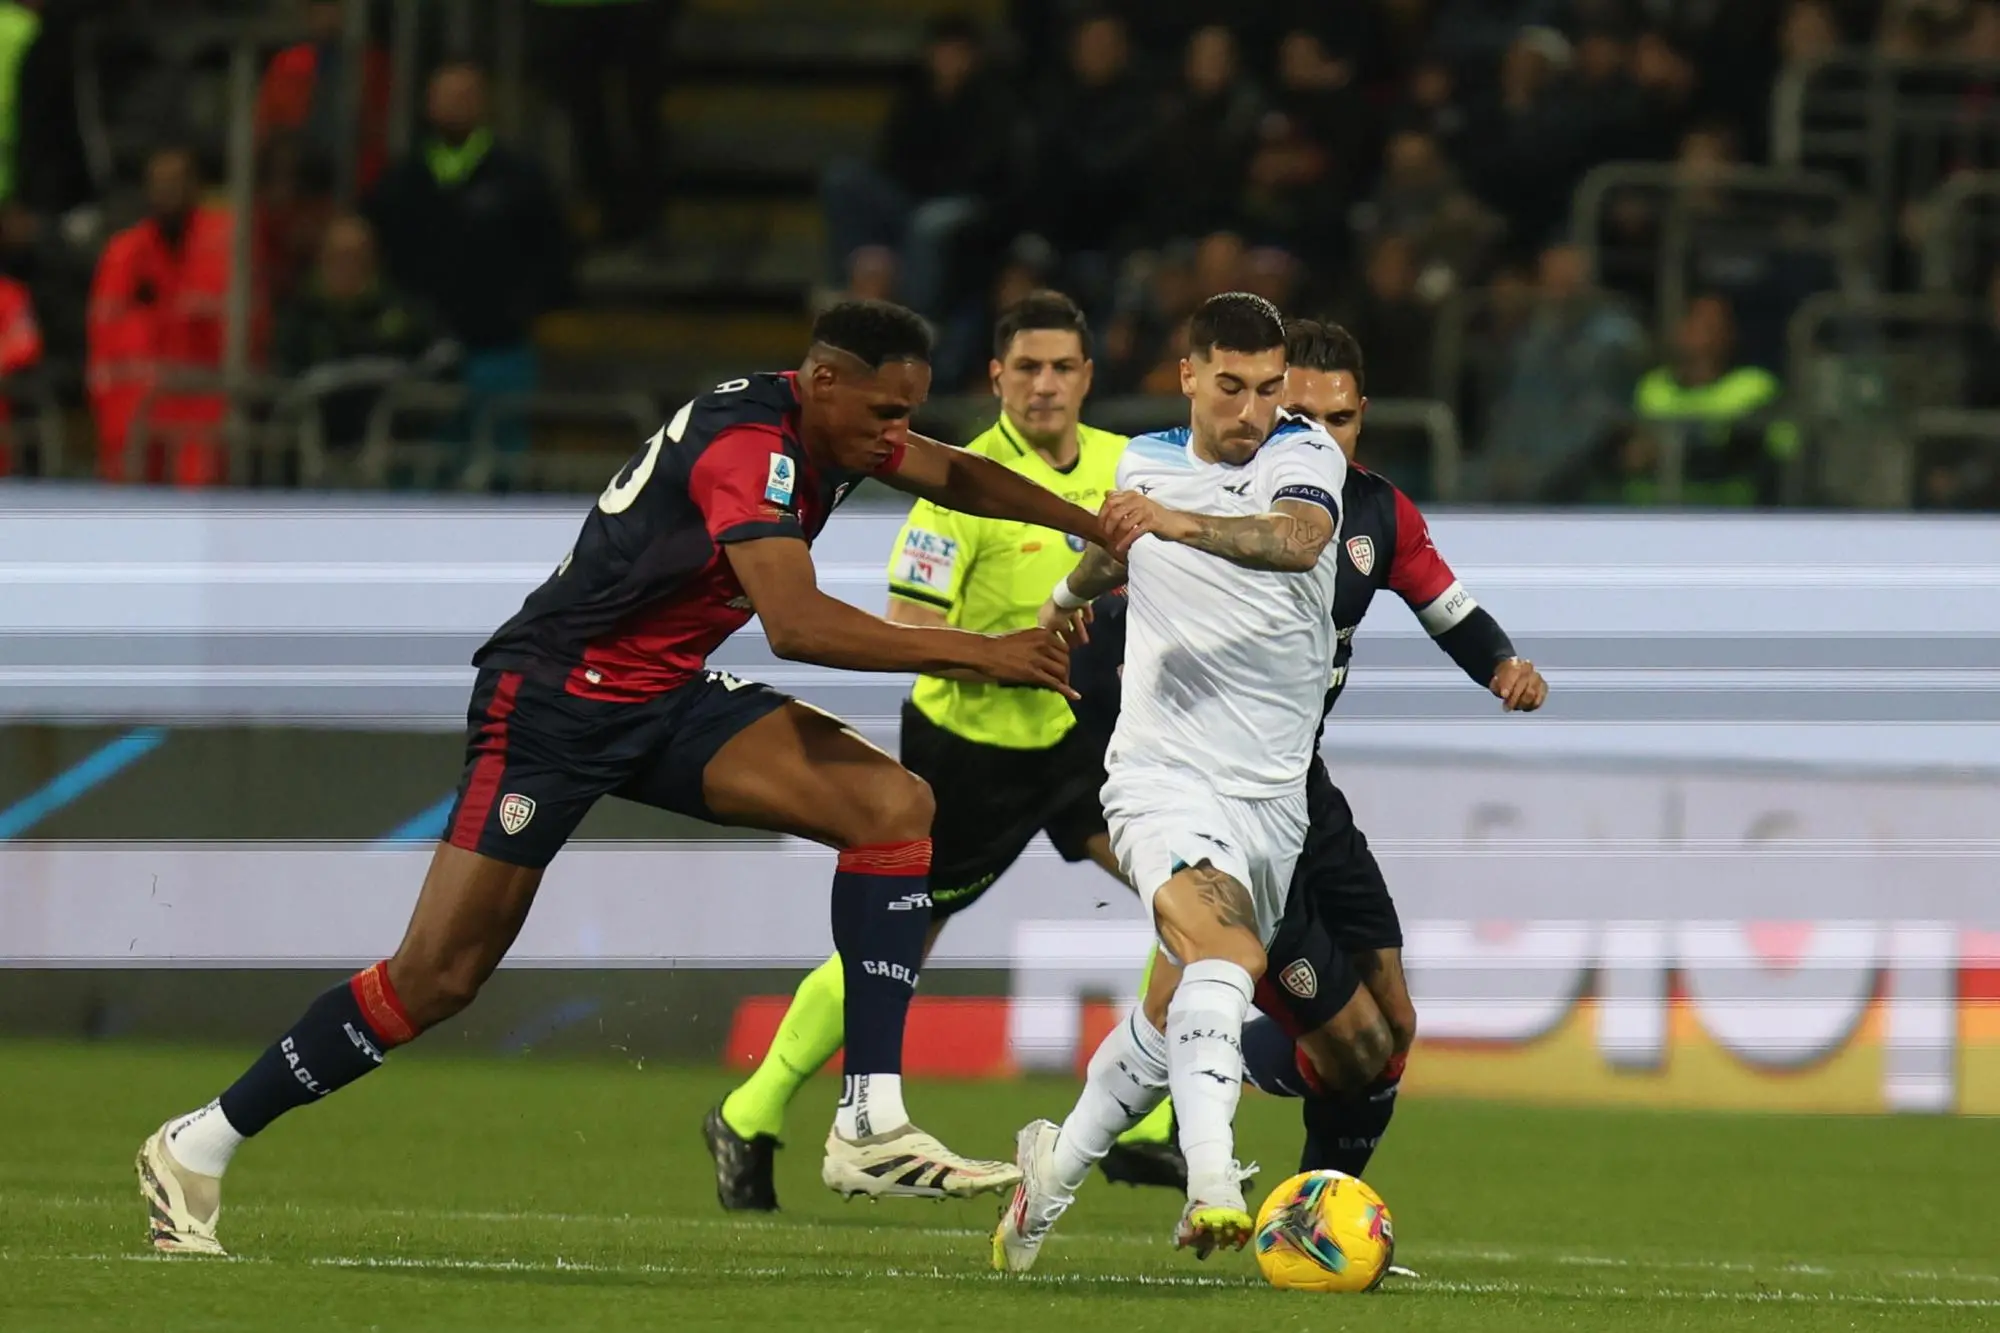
[
  {"left": 714, "top": 517, "right": 803, "bottom": 544},
  {"left": 886, "top": 584, "right": 954, "bottom": 612},
  {"left": 1415, "top": 579, "right": 1478, "bottom": 636}
]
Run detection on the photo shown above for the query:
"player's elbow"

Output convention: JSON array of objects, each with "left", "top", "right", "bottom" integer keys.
[{"left": 759, "top": 607, "right": 824, "bottom": 662}]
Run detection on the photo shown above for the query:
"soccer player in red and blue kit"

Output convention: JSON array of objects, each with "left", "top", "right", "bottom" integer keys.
[{"left": 136, "top": 301, "right": 1140, "bottom": 1256}]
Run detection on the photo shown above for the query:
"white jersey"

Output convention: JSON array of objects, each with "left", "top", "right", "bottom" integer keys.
[{"left": 1106, "top": 413, "right": 1348, "bottom": 801}]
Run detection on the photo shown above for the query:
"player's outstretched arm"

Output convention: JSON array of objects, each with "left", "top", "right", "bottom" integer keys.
[
  {"left": 1102, "top": 491, "right": 1335, "bottom": 573},
  {"left": 725, "top": 535, "right": 1079, "bottom": 697},
  {"left": 879, "top": 433, "right": 1131, "bottom": 555},
  {"left": 1038, "top": 543, "right": 1128, "bottom": 637}
]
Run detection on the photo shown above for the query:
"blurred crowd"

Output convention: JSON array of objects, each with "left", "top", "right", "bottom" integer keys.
[
  {"left": 0, "top": 0, "right": 1996, "bottom": 505},
  {"left": 829, "top": 0, "right": 2000, "bottom": 506}
]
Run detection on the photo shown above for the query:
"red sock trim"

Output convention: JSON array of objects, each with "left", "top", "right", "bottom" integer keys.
[
  {"left": 837, "top": 838, "right": 933, "bottom": 876},
  {"left": 1379, "top": 1051, "right": 1407, "bottom": 1085},
  {"left": 350, "top": 960, "right": 418, "bottom": 1047}
]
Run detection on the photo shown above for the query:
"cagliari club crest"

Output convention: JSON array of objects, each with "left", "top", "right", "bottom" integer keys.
[
  {"left": 1345, "top": 534, "right": 1375, "bottom": 576},
  {"left": 498, "top": 793, "right": 537, "bottom": 836},
  {"left": 1280, "top": 958, "right": 1318, "bottom": 999}
]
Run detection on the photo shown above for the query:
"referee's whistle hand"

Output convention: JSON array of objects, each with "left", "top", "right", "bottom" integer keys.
[{"left": 986, "top": 626, "right": 1078, "bottom": 700}]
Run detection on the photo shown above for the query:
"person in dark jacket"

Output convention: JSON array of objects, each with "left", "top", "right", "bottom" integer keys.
[
  {"left": 820, "top": 15, "right": 1016, "bottom": 317},
  {"left": 366, "top": 61, "right": 571, "bottom": 468},
  {"left": 276, "top": 212, "right": 445, "bottom": 452}
]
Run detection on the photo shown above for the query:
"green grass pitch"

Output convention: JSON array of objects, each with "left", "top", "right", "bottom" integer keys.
[{"left": 3, "top": 1039, "right": 1996, "bottom": 1331}]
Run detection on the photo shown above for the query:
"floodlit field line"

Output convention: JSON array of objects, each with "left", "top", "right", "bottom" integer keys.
[
  {"left": 12, "top": 1253, "right": 2000, "bottom": 1309},
  {"left": 9, "top": 1190, "right": 2000, "bottom": 1293}
]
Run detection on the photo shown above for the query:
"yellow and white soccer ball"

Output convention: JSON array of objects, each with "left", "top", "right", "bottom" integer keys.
[{"left": 1252, "top": 1169, "right": 1395, "bottom": 1293}]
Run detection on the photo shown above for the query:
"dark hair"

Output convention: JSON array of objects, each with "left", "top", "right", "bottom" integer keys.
[
  {"left": 1284, "top": 318, "right": 1366, "bottom": 396},
  {"left": 992, "top": 289, "right": 1093, "bottom": 361},
  {"left": 811, "top": 299, "right": 934, "bottom": 368},
  {"left": 1187, "top": 291, "right": 1285, "bottom": 358}
]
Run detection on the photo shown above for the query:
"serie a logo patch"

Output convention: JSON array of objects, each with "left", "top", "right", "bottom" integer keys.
[{"left": 764, "top": 453, "right": 796, "bottom": 506}]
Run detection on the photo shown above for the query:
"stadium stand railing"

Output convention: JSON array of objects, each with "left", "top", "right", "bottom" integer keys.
[
  {"left": 1783, "top": 291, "right": 1987, "bottom": 507},
  {"left": 1773, "top": 54, "right": 2000, "bottom": 276},
  {"left": 1570, "top": 161, "right": 1869, "bottom": 346},
  {"left": 1919, "top": 169, "right": 2000, "bottom": 293}
]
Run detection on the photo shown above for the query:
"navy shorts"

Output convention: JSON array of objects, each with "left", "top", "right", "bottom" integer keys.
[
  {"left": 445, "top": 666, "right": 792, "bottom": 869},
  {"left": 1257, "top": 759, "right": 1405, "bottom": 1033}
]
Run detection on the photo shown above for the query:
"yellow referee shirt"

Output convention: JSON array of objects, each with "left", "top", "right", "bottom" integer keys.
[{"left": 886, "top": 414, "right": 1127, "bottom": 750}]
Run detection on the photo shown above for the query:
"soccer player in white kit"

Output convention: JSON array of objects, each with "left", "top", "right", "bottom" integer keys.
[{"left": 993, "top": 293, "right": 1348, "bottom": 1269}]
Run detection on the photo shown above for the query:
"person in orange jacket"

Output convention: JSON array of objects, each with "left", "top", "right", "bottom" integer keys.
[
  {"left": 256, "top": 0, "right": 392, "bottom": 194},
  {"left": 0, "top": 271, "right": 43, "bottom": 476},
  {"left": 87, "top": 144, "right": 268, "bottom": 486}
]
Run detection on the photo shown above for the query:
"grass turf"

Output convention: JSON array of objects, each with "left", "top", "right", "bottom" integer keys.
[{"left": 2, "top": 1039, "right": 1997, "bottom": 1331}]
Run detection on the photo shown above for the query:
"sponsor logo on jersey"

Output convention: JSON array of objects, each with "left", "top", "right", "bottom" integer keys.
[
  {"left": 498, "top": 793, "right": 537, "bottom": 836},
  {"left": 896, "top": 528, "right": 958, "bottom": 590},
  {"left": 832, "top": 481, "right": 853, "bottom": 508},
  {"left": 1346, "top": 534, "right": 1375, "bottom": 575},
  {"left": 1280, "top": 959, "right": 1319, "bottom": 1000},
  {"left": 1222, "top": 479, "right": 1252, "bottom": 496},
  {"left": 764, "top": 453, "right": 796, "bottom": 506}
]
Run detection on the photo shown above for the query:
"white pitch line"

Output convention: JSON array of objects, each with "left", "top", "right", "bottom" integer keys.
[
  {"left": 20, "top": 1253, "right": 2000, "bottom": 1309},
  {"left": 15, "top": 1191, "right": 2000, "bottom": 1291}
]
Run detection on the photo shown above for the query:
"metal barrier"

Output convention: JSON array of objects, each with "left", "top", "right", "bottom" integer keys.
[
  {"left": 1919, "top": 170, "right": 2000, "bottom": 293},
  {"left": 1908, "top": 407, "right": 2000, "bottom": 509},
  {"left": 1783, "top": 292, "right": 1987, "bottom": 507},
  {"left": 1773, "top": 55, "right": 2000, "bottom": 274},
  {"left": 0, "top": 372, "right": 70, "bottom": 479},
  {"left": 1570, "top": 161, "right": 1866, "bottom": 345}
]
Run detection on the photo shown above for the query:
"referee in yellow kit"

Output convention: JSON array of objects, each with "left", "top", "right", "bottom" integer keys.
[{"left": 706, "top": 291, "right": 1132, "bottom": 1208}]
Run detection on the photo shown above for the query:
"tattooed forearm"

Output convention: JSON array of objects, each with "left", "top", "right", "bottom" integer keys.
[
  {"left": 1177, "top": 502, "right": 1332, "bottom": 572},
  {"left": 1064, "top": 542, "right": 1128, "bottom": 600},
  {"left": 1186, "top": 864, "right": 1260, "bottom": 934}
]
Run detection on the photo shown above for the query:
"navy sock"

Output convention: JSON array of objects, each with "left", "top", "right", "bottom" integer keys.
[
  {"left": 217, "top": 961, "right": 416, "bottom": 1136},
  {"left": 1299, "top": 1052, "right": 1405, "bottom": 1177},
  {"left": 829, "top": 839, "right": 933, "bottom": 1077},
  {"left": 1241, "top": 1015, "right": 1317, "bottom": 1098}
]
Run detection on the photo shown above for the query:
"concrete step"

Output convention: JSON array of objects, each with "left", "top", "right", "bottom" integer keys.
[{"left": 663, "top": 83, "right": 890, "bottom": 178}]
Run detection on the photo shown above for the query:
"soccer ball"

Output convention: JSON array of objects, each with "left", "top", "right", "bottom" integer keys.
[{"left": 1252, "top": 1169, "right": 1395, "bottom": 1293}]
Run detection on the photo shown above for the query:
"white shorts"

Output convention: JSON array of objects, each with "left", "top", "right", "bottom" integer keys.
[{"left": 1101, "top": 766, "right": 1309, "bottom": 953}]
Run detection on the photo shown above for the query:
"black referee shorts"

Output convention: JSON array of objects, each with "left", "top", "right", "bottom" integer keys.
[{"left": 898, "top": 700, "right": 1110, "bottom": 921}]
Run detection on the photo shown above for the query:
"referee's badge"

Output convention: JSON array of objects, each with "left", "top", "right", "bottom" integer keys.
[
  {"left": 1345, "top": 535, "right": 1375, "bottom": 576},
  {"left": 1280, "top": 958, "right": 1318, "bottom": 1000}
]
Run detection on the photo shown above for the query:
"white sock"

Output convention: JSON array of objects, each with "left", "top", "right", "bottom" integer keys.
[
  {"left": 163, "top": 1099, "right": 245, "bottom": 1179},
  {"left": 835, "top": 1073, "right": 907, "bottom": 1139},
  {"left": 1166, "top": 959, "right": 1254, "bottom": 1201},
  {"left": 1051, "top": 1009, "right": 1170, "bottom": 1198}
]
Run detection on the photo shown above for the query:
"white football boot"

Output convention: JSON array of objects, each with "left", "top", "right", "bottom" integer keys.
[
  {"left": 822, "top": 1122, "right": 1021, "bottom": 1200},
  {"left": 991, "top": 1119, "right": 1069, "bottom": 1273},
  {"left": 135, "top": 1125, "right": 226, "bottom": 1256}
]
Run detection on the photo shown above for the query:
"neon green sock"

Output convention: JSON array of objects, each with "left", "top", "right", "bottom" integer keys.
[
  {"left": 1116, "top": 945, "right": 1176, "bottom": 1145},
  {"left": 721, "top": 953, "right": 846, "bottom": 1141}
]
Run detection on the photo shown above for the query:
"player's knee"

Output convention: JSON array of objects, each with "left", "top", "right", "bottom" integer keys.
[
  {"left": 387, "top": 950, "right": 487, "bottom": 1029},
  {"left": 1347, "top": 1014, "right": 1395, "bottom": 1085},
  {"left": 837, "top": 765, "right": 934, "bottom": 848}
]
